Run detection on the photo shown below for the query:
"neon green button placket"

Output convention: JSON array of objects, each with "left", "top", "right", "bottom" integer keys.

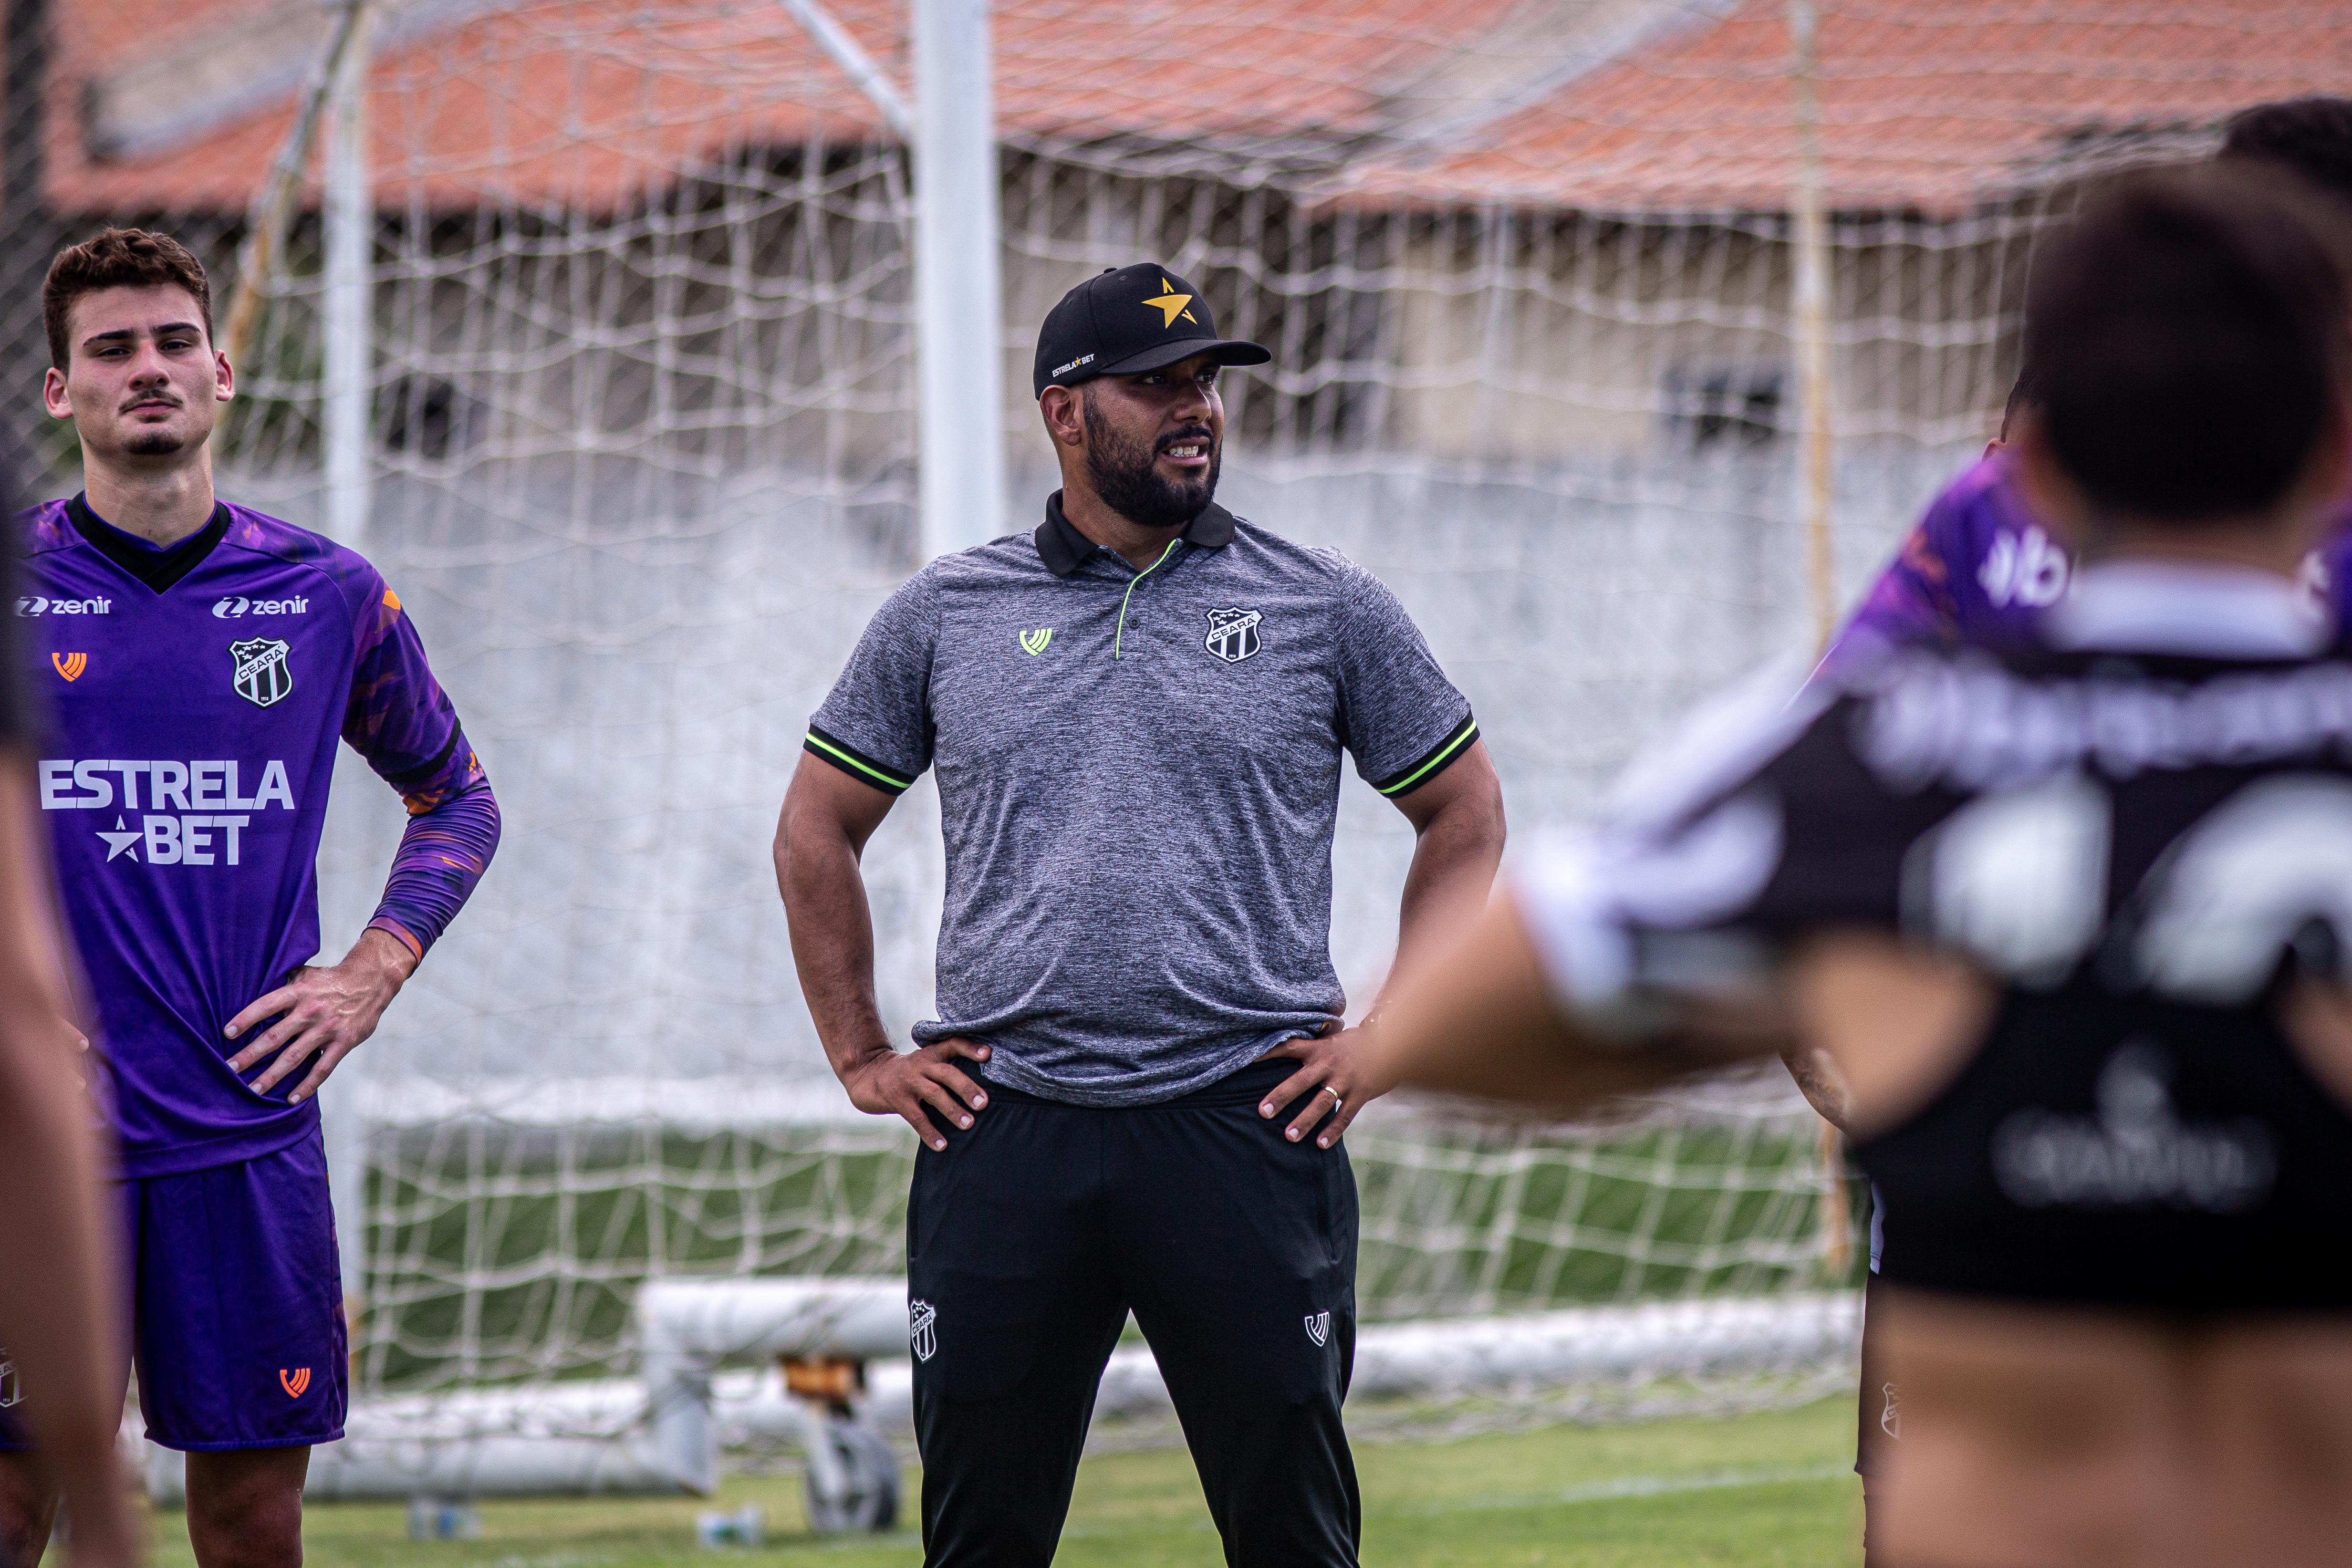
[{"left": 1113, "top": 539, "right": 1180, "bottom": 660}]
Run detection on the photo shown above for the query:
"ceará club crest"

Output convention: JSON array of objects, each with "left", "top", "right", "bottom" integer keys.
[
  {"left": 1203, "top": 607, "right": 1263, "bottom": 663},
  {"left": 229, "top": 636, "right": 295, "bottom": 708}
]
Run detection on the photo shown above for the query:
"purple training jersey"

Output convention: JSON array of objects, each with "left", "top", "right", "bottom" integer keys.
[
  {"left": 15, "top": 496, "right": 499, "bottom": 1178},
  {"left": 1822, "top": 449, "right": 2352, "bottom": 676}
]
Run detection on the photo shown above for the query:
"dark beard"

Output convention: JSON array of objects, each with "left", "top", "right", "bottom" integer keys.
[
  {"left": 1082, "top": 392, "right": 1219, "bottom": 531},
  {"left": 124, "top": 430, "right": 186, "bottom": 457}
]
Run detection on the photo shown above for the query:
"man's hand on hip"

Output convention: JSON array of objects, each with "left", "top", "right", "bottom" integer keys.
[
  {"left": 1259, "top": 1026, "right": 1389, "bottom": 1150},
  {"left": 224, "top": 927, "right": 417, "bottom": 1102},
  {"left": 843, "top": 1038, "right": 991, "bottom": 1152}
]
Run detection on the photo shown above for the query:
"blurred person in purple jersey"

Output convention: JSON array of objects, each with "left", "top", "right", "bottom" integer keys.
[
  {"left": 1824, "top": 96, "right": 2352, "bottom": 685},
  {"left": 1362, "top": 166, "right": 2352, "bottom": 1568},
  {"left": 0, "top": 468, "right": 140, "bottom": 1568},
  {"left": 1814, "top": 372, "right": 2058, "bottom": 676},
  {"left": 0, "top": 229, "right": 500, "bottom": 1568}
]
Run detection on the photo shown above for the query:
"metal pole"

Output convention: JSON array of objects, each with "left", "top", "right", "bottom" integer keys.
[
  {"left": 318, "top": 0, "right": 375, "bottom": 1336},
  {"left": 220, "top": 0, "right": 371, "bottom": 370},
  {"left": 1789, "top": 0, "right": 1836, "bottom": 652},
  {"left": 781, "top": 0, "right": 912, "bottom": 141},
  {"left": 1788, "top": 0, "right": 1851, "bottom": 1281},
  {"left": 322, "top": 0, "right": 374, "bottom": 547},
  {"left": 912, "top": 0, "right": 1004, "bottom": 559}
]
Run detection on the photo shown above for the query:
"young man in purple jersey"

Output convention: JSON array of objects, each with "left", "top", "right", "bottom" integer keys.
[{"left": 0, "top": 229, "right": 500, "bottom": 1568}]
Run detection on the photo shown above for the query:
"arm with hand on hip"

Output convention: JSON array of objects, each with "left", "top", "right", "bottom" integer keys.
[
  {"left": 775, "top": 754, "right": 990, "bottom": 1152},
  {"left": 224, "top": 763, "right": 500, "bottom": 1104}
]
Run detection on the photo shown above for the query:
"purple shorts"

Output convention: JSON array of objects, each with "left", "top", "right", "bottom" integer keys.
[{"left": 0, "top": 1130, "right": 346, "bottom": 1453}]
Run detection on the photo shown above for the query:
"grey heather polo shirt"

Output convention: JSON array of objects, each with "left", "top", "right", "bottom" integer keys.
[{"left": 806, "top": 493, "right": 1478, "bottom": 1106}]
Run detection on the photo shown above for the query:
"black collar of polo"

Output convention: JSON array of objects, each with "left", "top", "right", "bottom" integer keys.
[{"left": 1035, "top": 490, "right": 1237, "bottom": 578}]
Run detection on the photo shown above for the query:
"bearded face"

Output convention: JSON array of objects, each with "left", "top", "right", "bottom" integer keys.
[{"left": 1082, "top": 384, "right": 1221, "bottom": 530}]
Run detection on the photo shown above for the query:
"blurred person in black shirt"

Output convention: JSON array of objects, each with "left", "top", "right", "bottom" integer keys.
[{"left": 1361, "top": 168, "right": 2352, "bottom": 1566}]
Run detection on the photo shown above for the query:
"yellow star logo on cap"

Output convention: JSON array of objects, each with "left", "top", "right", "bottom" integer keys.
[{"left": 1143, "top": 278, "right": 1199, "bottom": 329}]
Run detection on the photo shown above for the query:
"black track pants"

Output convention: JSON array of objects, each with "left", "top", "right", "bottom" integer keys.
[{"left": 907, "top": 1058, "right": 1361, "bottom": 1568}]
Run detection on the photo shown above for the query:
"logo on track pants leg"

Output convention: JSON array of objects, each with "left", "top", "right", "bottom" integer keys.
[
  {"left": 1304, "top": 1311, "right": 1330, "bottom": 1347},
  {"left": 910, "top": 1299, "right": 937, "bottom": 1362}
]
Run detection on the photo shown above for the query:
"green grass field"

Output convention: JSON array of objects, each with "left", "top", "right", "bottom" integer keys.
[{"left": 133, "top": 1398, "right": 1860, "bottom": 1568}]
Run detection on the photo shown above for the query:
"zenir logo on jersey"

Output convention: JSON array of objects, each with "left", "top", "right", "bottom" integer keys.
[
  {"left": 51, "top": 652, "right": 86, "bottom": 682},
  {"left": 909, "top": 1299, "right": 937, "bottom": 1363},
  {"left": 1019, "top": 627, "right": 1054, "bottom": 656},
  {"left": 1203, "top": 607, "right": 1263, "bottom": 664},
  {"left": 229, "top": 638, "right": 294, "bottom": 708},
  {"left": 213, "top": 595, "right": 310, "bottom": 618},
  {"left": 280, "top": 1367, "right": 311, "bottom": 1398}
]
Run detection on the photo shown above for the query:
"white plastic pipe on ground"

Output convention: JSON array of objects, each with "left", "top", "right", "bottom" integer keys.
[{"left": 144, "top": 1284, "right": 1859, "bottom": 1501}]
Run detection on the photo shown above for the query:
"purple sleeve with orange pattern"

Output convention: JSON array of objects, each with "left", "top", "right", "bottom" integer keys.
[
  {"left": 342, "top": 582, "right": 499, "bottom": 960},
  {"left": 1816, "top": 521, "right": 1962, "bottom": 680}
]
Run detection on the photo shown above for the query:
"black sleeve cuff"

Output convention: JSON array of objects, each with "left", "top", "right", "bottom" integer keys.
[
  {"left": 803, "top": 725, "right": 919, "bottom": 796},
  {"left": 1371, "top": 711, "right": 1479, "bottom": 797}
]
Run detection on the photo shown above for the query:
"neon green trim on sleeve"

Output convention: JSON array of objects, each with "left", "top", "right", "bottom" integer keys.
[
  {"left": 804, "top": 731, "right": 914, "bottom": 792},
  {"left": 1114, "top": 539, "right": 1181, "bottom": 661},
  {"left": 1376, "top": 719, "right": 1479, "bottom": 796}
]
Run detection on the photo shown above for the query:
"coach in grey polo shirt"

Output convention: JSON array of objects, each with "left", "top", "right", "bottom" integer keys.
[{"left": 778, "top": 262, "right": 1504, "bottom": 1568}]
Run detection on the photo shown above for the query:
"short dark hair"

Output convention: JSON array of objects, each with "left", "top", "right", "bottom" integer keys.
[
  {"left": 2221, "top": 97, "right": 2352, "bottom": 208},
  {"left": 1998, "top": 366, "right": 2039, "bottom": 442},
  {"left": 42, "top": 228, "right": 214, "bottom": 370},
  {"left": 2026, "top": 168, "right": 2348, "bottom": 523}
]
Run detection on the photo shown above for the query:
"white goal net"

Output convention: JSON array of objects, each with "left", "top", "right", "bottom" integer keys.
[{"left": 11, "top": 0, "right": 2339, "bottom": 1467}]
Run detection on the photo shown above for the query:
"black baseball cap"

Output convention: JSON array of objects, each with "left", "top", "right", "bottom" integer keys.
[{"left": 1032, "top": 262, "right": 1270, "bottom": 398}]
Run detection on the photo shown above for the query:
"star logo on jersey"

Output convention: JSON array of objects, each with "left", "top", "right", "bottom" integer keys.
[
  {"left": 1203, "top": 607, "right": 1262, "bottom": 663},
  {"left": 229, "top": 637, "right": 294, "bottom": 708},
  {"left": 1304, "top": 1310, "right": 1331, "bottom": 1347},
  {"left": 280, "top": 1367, "right": 311, "bottom": 1398},
  {"left": 96, "top": 816, "right": 140, "bottom": 862},
  {"left": 1018, "top": 627, "right": 1053, "bottom": 656},
  {"left": 1142, "top": 278, "right": 1198, "bottom": 329},
  {"left": 52, "top": 652, "right": 86, "bottom": 681}
]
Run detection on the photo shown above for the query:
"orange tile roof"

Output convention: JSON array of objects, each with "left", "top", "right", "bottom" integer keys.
[
  {"left": 1333, "top": 0, "right": 2352, "bottom": 214},
  {"left": 40, "top": 0, "right": 1528, "bottom": 215},
  {"left": 31, "top": 0, "right": 2352, "bottom": 218},
  {"left": 51, "top": 0, "right": 893, "bottom": 214}
]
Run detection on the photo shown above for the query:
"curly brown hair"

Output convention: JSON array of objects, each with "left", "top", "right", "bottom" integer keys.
[{"left": 42, "top": 228, "right": 214, "bottom": 370}]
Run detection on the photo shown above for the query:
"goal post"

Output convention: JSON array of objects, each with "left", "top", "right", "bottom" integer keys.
[{"left": 912, "top": 0, "right": 1005, "bottom": 558}]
